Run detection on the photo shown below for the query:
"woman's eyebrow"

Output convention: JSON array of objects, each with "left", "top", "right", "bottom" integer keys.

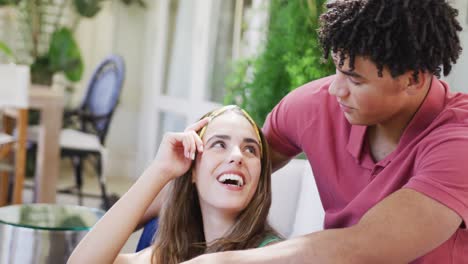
[
  {"left": 206, "top": 134, "right": 230, "bottom": 144},
  {"left": 206, "top": 135, "right": 260, "bottom": 148},
  {"left": 244, "top": 138, "right": 261, "bottom": 148}
]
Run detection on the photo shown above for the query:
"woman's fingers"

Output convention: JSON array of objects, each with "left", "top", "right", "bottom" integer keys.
[
  {"left": 181, "top": 133, "right": 192, "bottom": 159},
  {"left": 191, "top": 130, "right": 204, "bottom": 153},
  {"left": 181, "top": 131, "right": 203, "bottom": 160},
  {"left": 187, "top": 133, "right": 196, "bottom": 160},
  {"left": 167, "top": 117, "right": 209, "bottom": 160},
  {"left": 183, "top": 117, "right": 208, "bottom": 156},
  {"left": 185, "top": 117, "right": 210, "bottom": 133}
]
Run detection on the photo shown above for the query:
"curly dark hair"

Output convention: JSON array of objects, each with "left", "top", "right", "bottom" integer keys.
[{"left": 318, "top": 0, "right": 463, "bottom": 80}]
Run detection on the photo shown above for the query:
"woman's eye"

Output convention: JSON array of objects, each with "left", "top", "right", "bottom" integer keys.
[
  {"left": 245, "top": 146, "right": 257, "bottom": 155},
  {"left": 212, "top": 141, "right": 225, "bottom": 148}
]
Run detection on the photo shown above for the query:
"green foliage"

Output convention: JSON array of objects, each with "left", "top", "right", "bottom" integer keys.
[
  {"left": 0, "top": 0, "right": 21, "bottom": 6},
  {"left": 28, "top": 28, "right": 83, "bottom": 85},
  {"left": 48, "top": 28, "right": 83, "bottom": 82},
  {"left": 1, "top": 0, "right": 145, "bottom": 85},
  {"left": 73, "top": 0, "right": 105, "bottom": 18},
  {"left": 224, "top": 58, "right": 253, "bottom": 110},
  {"left": 0, "top": 40, "right": 15, "bottom": 62},
  {"left": 120, "top": 0, "right": 146, "bottom": 8},
  {"left": 225, "top": 0, "right": 334, "bottom": 126}
]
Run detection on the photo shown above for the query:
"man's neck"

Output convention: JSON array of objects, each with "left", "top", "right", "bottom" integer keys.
[{"left": 368, "top": 77, "right": 432, "bottom": 162}]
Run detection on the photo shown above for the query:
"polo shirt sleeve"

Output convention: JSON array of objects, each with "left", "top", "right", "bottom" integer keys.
[
  {"left": 262, "top": 76, "right": 335, "bottom": 158},
  {"left": 262, "top": 93, "right": 303, "bottom": 157},
  {"left": 404, "top": 126, "right": 468, "bottom": 225}
]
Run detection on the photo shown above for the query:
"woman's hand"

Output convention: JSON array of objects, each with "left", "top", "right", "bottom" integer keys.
[{"left": 151, "top": 117, "right": 209, "bottom": 180}]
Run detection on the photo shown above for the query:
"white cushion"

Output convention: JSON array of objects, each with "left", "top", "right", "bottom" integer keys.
[
  {"left": 28, "top": 126, "right": 103, "bottom": 153},
  {"left": 0, "top": 132, "right": 14, "bottom": 145},
  {"left": 290, "top": 164, "right": 325, "bottom": 238},
  {"left": 268, "top": 159, "right": 325, "bottom": 239},
  {"left": 60, "top": 128, "right": 103, "bottom": 152},
  {"left": 268, "top": 159, "right": 308, "bottom": 237},
  {"left": 28, "top": 126, "right": 108, "bottom": 180}
]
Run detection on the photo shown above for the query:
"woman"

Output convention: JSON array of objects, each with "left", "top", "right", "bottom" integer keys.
[{"left": 68, "top": 105, "right": 281, "bottom": 264}]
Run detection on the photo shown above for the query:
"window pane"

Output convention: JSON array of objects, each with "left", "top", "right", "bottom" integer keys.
[
  {"left": 206, "top": 0, "right": 236, "bottom": 103},
  {"left": 162, "top": 0, "right": 194, "bottom": 98},
  {"left": 155, "top": 111, "right": 187, "bottom": 151}
]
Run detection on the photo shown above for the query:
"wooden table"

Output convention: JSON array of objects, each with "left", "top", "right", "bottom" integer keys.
[{"left": 29, "top": 85, "right": 64, "bottom": 203}]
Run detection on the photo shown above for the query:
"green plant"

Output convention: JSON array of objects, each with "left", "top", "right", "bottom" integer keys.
[
  {"left": 225, "top": 0, "right": 334, "bottom": 126},
  {"left": 0, "top": 0, "right": 20, "bottom": 5},
  {"left": 0, "top": 40, "right": 15, "bottom": 61},
  {"left": 0, "top": 0, "right": 145, "bottom": 85},
  {"left": 0, "top": 0, "right": 145, "bottom": 177}
]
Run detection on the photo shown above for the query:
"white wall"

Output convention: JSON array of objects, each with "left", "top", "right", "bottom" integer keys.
[
  {"left": 445, "top": 0, "right": 468, "bottom": 92},
  {"left": 74, "top": 1, "right": 149, "bottom": 178}
]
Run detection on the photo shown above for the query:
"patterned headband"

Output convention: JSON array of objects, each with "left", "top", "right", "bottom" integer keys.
[{"left": 198, "top": 105, "right": 263, "bottom": 157}]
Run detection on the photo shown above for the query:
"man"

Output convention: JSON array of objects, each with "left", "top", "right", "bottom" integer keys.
[{"left": 184, "top": 0, "right": 467, "bottom": 263}]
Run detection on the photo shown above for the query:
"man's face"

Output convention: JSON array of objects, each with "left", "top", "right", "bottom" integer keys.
[{"left": 328, "top": 54, "right": 410, "bottom": 126}]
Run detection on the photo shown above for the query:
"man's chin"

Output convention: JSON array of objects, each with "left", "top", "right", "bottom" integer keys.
[{"left": 344, "top": 115, "right": 370, "bottom": 126}]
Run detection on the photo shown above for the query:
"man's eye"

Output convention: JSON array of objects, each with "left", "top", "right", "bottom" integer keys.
[{"left": 348, "top": 77, "right": 361, "bottom": 85}]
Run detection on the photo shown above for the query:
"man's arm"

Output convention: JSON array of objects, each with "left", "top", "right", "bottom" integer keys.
[
  {"left": 184, "top": 188, "right": 462, "bottom": 263},
  {"left": 270, "top": 147, "right": 293, "bottom": 172}
]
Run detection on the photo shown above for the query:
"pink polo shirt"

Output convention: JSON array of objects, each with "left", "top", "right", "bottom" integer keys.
[{"left": 263, "top": 75, "right": 468, "bottom": 263}]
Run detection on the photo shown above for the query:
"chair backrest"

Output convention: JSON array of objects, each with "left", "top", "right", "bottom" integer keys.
[
  {"left": 78, "top": 55, "right": 125, "bottom": 144},
  {"left": 0, "top": 64, "right": 29, "bottom": 108}
]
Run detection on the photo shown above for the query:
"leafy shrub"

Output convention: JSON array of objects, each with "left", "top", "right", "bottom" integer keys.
[{"left": 225, "top": 0, "right": 334, "bottom": 126}]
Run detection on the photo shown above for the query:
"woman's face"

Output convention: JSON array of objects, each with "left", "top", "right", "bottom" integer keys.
[{"left": 192, "top": 112, "right": 262, "bottom": 217}]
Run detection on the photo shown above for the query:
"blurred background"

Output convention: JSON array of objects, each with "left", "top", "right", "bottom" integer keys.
[
  {"left": 0, "top": 0, "right": 466, "bottom": 199},
  {"left": 0, "top": 0, "right": 467, "bottom": 255}
]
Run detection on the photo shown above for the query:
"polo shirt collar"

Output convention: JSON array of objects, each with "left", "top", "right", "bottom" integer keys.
[
  {"left": 398, "top": 76, "right": 446, "bottom": 147},
  {"left": 346, "top": 76, "right": 446, "bottom": 161},
  {"left": 347, "top": 125, "right": 366, "bottom": 161}
]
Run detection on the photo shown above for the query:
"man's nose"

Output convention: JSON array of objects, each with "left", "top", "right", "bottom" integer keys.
[{"left": 329, "top": 73, "right": 349, "bottom": 98}]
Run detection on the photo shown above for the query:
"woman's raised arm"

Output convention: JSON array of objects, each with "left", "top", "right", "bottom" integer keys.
[{"left": 67, "top": 118, "right": 208, "bottom": 264}]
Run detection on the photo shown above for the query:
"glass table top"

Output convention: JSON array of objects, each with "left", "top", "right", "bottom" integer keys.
[{"left": 0, "top": 204, "right": 105, "bottom": 231}]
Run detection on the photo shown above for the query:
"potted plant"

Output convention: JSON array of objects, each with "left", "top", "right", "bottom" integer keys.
[
  {"left": 0, "top": 0, "right": 145, "bottom": 85},
  {"left": 225, "top": 0, "right": 334, "bottom": 126},
  {"left": 0, "top": 0, "right": 145, "bottom": 177}
]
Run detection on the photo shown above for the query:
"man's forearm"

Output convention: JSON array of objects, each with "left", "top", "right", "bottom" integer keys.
[
  {"left": 219, "top": 227, "right": 372, "bottom": 264},
  {"left": 209, "top": 189, "right": 461, "bottom": 264}
]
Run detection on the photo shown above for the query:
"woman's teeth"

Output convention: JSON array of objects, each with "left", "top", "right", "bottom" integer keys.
[{"left": 217, "top": 174, "right": 244, "bottom": 187}]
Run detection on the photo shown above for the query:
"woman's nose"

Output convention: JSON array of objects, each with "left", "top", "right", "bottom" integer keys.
[{"left": 228, "top": 147, "right": 243, "bottom": 165}]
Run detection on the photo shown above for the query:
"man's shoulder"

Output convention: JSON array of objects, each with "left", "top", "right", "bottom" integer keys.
[
  {"left": 444, "top": 92, "right": 468, "bottom": 120},
  {"left": 279, "top": 75, "right": 336, "bottom": 113},
  {"left": 289, "top": 75, "right": 335, "bottom": 97}
]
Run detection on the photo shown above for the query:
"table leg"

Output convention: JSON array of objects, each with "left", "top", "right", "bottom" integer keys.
[{"left": 34, "top": 104, "right": 63, "bottom": 203}]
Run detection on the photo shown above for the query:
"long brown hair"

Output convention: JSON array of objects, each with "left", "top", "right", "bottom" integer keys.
[{"left": 151, "top": 106, "right": 278, "bottom": 264}]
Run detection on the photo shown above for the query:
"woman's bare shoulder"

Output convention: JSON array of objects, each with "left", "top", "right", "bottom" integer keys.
[{"left": 114, "top": 247, "right": 153, "bottom": 264}]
